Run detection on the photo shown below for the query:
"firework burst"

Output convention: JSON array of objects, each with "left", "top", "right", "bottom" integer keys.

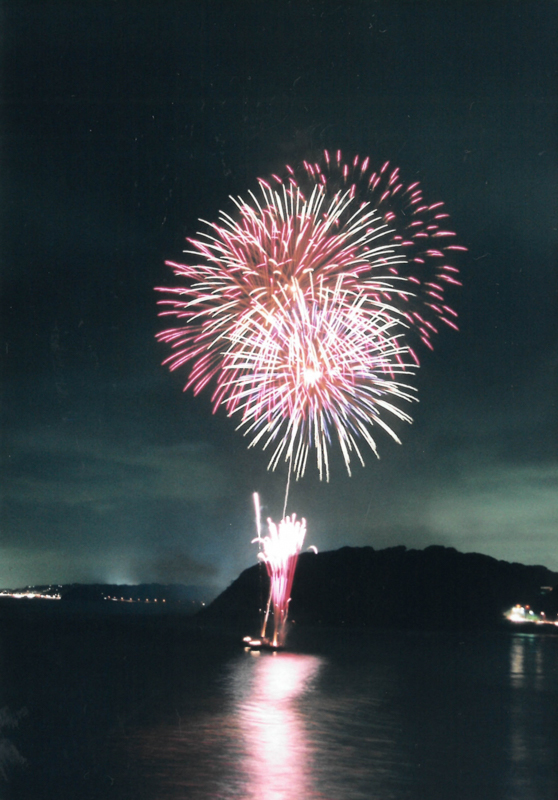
[{"left": 156, "top": 150, "right": 465, "bottom": 479}]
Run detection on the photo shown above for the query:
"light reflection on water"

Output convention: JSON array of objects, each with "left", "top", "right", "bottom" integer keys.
[
  {"left": 118, "top": 642, "right": 407, "bottom": 800},
  {"left": 226, "top": 651, "right": 322, "bottom": 800},
  {"left": 505, "top": 635, "right": 557, "bottom": 800},
  {"left": 6, "top": 625, "right": 557, "bottom": 799},
  {"left": 116, "top": 649, "right": 327, "bottom": 799},
  {"left": 509, "top": 634, "right": 546, "bottom": 690},
  {"left": 115, "top": 632, "right": 557, "bottom": 800},
  {"left": 134, "top": 650, "right": 330, "bottom": 800}
]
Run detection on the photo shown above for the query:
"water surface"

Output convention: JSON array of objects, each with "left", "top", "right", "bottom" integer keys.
[{"left": 1, "top": 616, "right": 557, "bottom": 799}]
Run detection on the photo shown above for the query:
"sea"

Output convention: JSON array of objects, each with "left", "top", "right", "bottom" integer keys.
[{"left": 0, "top": 606, "right": 557, "bottom": 800}]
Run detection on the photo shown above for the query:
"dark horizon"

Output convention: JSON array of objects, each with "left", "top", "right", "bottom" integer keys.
[{"left": 2, "top": 541, "right": 557, "bottom": 600}]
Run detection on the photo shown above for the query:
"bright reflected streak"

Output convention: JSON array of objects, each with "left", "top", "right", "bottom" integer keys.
[{"left": 232, "top": 653, "right": 323, "bottom": 800}]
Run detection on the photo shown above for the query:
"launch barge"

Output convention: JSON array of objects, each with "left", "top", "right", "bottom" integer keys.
[{"left": 243, "top": 635, "right": 284, "bottom": 652}]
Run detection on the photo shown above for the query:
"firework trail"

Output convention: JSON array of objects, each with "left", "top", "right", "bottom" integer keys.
[
  {"left": 156, "top": 150, "right": 465, "bottom": 479},
  {"left": 252, "top": 491, "right": 262, "bottom": 540},
  {"left": 252, "top": 511, "right": 307, "bottom": 647}
]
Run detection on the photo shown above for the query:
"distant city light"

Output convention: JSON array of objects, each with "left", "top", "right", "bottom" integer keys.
[{"left": 505, "top": 604, "right": 558, "bottom": 627}]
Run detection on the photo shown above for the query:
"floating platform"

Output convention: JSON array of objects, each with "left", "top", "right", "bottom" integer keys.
[{"left": 242, "top": 635, "right": 284, "bottom": 651}]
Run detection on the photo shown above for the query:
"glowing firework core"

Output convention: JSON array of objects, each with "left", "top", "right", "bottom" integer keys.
[{"left": 253, "top": 505, "right": 307, "bottom": 648}]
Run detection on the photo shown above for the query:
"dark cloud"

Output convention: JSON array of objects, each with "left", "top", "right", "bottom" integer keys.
[
  {"left": 136, "top": 550, "right": 218, "bottom": 584},
  {"left": 425, "top": 462, "right": 558, "bottom": 569},
  {"left": 0, "top": 423, "right": 243, "bottom": 585}
]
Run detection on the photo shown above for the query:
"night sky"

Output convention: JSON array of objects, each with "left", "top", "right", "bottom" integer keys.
[{"left": 1, "top": 1, "right": 556, "bottom": 590}]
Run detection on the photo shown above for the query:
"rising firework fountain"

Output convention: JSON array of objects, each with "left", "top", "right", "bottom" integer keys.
[{"left": 247, "top": 493, "right": 309, "bottom": 649}]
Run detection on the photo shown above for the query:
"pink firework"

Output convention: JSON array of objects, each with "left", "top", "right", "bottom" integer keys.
[
  {"left": 253, "top": 512, "right": 307, "bottom": 648},
  {"left": 156, "top": 150, "right": 465, "bottom": 479}
]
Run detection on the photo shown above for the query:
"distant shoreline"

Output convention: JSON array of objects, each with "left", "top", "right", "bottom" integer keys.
[
  {"left": 1, "top": 597, "right": 557, "bottom": 637},
  {"left": 2, "top": 545, "right": 557, "bottom": 634}
]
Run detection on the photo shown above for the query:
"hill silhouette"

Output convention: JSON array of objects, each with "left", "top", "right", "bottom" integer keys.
[{"left": 199, "top": 545, "right": 558, "bottom": 631}]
